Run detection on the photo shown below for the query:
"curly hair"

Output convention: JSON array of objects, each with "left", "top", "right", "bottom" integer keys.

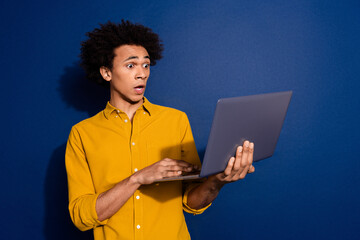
[{"left": 80, "top": 20, "right": 164, "bottom": 85}]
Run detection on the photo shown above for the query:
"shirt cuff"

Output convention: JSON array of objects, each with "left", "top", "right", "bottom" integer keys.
[
  {"left": 92, "top": 193, "right": 109, "bottom": 226},
  {"left": 182, "top": 183, "right": 212, "bottom": 215}
]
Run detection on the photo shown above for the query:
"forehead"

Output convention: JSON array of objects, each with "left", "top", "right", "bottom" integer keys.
[{"left": 114, "top": 45, "right": 149, "bottom": 61}]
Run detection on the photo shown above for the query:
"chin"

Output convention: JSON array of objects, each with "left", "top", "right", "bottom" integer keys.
[{"left": 128, "top": 95, "right": 144, "bottom": 104}]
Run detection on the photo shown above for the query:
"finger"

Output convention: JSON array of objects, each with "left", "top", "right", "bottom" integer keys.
[
  {"left": 248, "top": 142, "right": 254, "bottom": 165},
  {"left": 239, "top": 165, "right": 250, "bottom": 179},
  {"left": 224, "top": 157, "right": 235, "bottom": 176},
  {"left": 174, "top": 160, "right": 199, "bottom": 172},
  {"left": 167, "top": 165, "right": 191, "bottom": 172},
  {"left": 233, "top": 141, "right": 252, "bottom": 180},
  {"left": 193, "top": 165, "right": 201, "bottom": 170},
  {"left": 233, "top": 146, "right": 243, "bottom": 171},
  {"left": 160, "top": 169, "right": 183, "bottom": 177},
  {"left": 238, "top": 165, "right": 255, "bottom": 180},
  {"left": 240, "top": 141, "right": 250, "bottom": 168},
  {"left": 167, "top": 170, "right": 183, "bottom": 177},
  {"left": 168, "top": 159, "right": 194, "bottom": 168},
  {"left": 241, "top": 142, "right": 254, "bottom": 176},
  {"left": 161, "top": 159, "right": 193, "bottom": 170}
]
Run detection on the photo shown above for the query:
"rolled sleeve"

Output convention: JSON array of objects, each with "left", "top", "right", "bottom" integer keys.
[
  {"left": 69, "top": 193, "right": 108, "bottom": 231},
  {"left": 66, "top": 127, "right": 108, "bottom": 231},
  {"left": 182, "top": 183, "right": 212, "bottom": 215}
]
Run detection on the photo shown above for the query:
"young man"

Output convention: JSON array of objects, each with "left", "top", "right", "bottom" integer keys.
[{"left": 65, "top": 20, "right": 255, "bottom": 240}]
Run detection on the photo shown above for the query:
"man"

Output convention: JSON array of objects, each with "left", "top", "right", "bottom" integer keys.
[{"left": 65, "top": 20, "right": 255, "bottom": 240}]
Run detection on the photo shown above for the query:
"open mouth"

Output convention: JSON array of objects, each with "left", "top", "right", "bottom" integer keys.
[{"left": 134, "top": 85, "right": 145, "bottom": 94}]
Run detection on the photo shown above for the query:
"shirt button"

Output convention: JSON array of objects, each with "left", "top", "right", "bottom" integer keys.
[
  {"left": 124, "top": 119, "right": 128, "bottom": 123},
  {"left": 132, "top": 142, "right": 135, "bottom": 146},
  {"left": 143, "top": 112, "right": 146, "bottom": 114},
  {"left": 115, "top": 116, "right": 118, "bottom": 118},
  {"left": 116, "top": 110, "right": 120, "bottom": 113},
  {"left": 134, "top": 168, "right": 138, "bottom": 172},
  {"left": 136, "top": 195, "right": 140, "bottom": 200},
  {"left": 137, "top": 225, "right": 141, "bottom": 229}
]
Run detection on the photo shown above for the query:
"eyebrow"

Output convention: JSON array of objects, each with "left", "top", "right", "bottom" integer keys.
[{"left": 123, "top": 55, "right": 150, "bottom": 62}]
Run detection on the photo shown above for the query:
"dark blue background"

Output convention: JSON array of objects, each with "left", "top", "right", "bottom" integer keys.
[{"left": 1, "top": 0, "right": 359, "bottom": 239}]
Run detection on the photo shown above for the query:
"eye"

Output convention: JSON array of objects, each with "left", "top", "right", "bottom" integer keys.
[
  {"left": 126, "top": 64, "right": 134, "bottom": 69},
  {"left": 142, "top": 63, "right": 150, "bottom": 68}
]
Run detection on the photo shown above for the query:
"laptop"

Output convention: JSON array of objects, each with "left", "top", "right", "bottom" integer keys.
[{"left": 155, "top": 91, "right": 293, "bottom": 182}]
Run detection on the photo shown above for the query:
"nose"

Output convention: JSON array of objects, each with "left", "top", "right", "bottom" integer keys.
[{"left": 135, "top": 67, "right": 147, "bottom": 80}]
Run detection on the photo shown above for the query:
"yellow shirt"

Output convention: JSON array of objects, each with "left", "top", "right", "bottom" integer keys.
[{"left": 65, "top": 98, "right": 210, "bottom": 240}]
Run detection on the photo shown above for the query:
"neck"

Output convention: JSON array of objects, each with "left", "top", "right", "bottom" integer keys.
[{"left": 109, "top": 96, "right": 143, "bottom": 121}]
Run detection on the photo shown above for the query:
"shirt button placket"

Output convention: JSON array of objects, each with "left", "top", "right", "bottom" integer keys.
[
  {"left": 132, "top": 113, "right": 143, "bottom": 239},
  {"left": 134, "top": 191, "right": 142, "bottom": 239}
]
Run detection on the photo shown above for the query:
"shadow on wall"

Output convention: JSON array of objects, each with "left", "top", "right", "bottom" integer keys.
[
  {"left": 57, "top": 62, "right": 109, "bottom": 116},
  {"left": 43, "top": 64, "right": 109, "bottom": 239},
  {"left": 44, "top": 143, "right": 93, "bottom": 239}
]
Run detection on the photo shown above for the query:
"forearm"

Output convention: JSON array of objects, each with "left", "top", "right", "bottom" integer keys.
[
  {"left": 96, "top": 175, "right": 141, "bottom": 221},
  {"left": 96, "top": 158, "right": 196, "bottom": 221},
  {"left": 186, "top": 176, "right": 225, "bottom": 209}
]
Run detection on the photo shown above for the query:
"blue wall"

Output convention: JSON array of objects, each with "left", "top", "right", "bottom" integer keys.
[{"left": 1, "top": 0, "right": 359, "bottom": 239}]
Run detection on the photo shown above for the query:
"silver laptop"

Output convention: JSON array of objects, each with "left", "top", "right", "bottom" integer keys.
[{"left": 155, "top": 91, "right": 292, "bottom": 182}]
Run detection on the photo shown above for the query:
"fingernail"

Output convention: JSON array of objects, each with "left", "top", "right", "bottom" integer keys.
[
  {"left": 249, "top": 142, "right": 254, "bottom": 149},
  {"left": 178, "top": 171, "right": 182, "bottom": 174},
  {"left": 230, "top": 157, "right": 235, "bottom": 164},
  {"left": 238, "top": 146, "right": 243, "bottom": 153},
  {"left": 245, "top": 141, "right": 249, "bottom": 147}
]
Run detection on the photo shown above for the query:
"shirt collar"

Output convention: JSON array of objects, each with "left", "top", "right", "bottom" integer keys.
[
  {"left": 103, "top": 97, "right": 153, "bottom": 120},
  {"left": 142, "top": 97, "right": 153, "bottom": 116}
]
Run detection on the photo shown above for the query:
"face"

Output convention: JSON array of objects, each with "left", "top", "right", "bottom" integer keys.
[{"left": 101, "top": 45, "right": 150, "bottom": 107}]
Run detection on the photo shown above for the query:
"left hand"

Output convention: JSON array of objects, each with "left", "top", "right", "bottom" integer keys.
[
  {"left": 186, "top": 140, "right": 255, "bottom": 209},
  {"left": 211, "top": 140, "right": 255, "bottom": 183}
]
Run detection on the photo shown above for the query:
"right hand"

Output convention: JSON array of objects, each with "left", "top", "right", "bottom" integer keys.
[{"left": 132, "top": 158, "right": 198, "bottom": 185}]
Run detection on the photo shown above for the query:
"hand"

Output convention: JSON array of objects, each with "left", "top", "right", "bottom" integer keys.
[
  {"left": 132, "top": 158, "right": 199, "bottom": 185},
  {"left": 211, "top": 140, "right": 255, "bottom": 184}
]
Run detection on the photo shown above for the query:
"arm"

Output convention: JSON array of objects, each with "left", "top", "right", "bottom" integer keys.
[
  {"left": 95, "top": 175, "right": 140, "bottom": 221},
  {"left": 66, "top": 127, "right": 104, "bottom": 231},
  {"left": 186, "top": 140, "right": 255, "bottom": 209},
  {"left": 96, "top": 158, "right": 196, "bottom": 221}
]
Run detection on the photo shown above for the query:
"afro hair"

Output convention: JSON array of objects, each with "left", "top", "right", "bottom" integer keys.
[{"left": 80, "top": 20, "right": 164, "bottom": 86}]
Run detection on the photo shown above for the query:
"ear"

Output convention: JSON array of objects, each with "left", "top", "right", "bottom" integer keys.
[{"left": 99, "top": 66, "right": 112, "bottom": 82}]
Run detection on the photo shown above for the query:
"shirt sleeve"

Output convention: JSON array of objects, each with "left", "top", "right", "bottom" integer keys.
[
  {"left": 65, "top": 126, "right": 108, "bottom": 231},
  {"left": 179, "top": 113, "right": 212, "bottom": 214},
  {"left": 182, "top": 182, "right": 212, "bottom": 214}
]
